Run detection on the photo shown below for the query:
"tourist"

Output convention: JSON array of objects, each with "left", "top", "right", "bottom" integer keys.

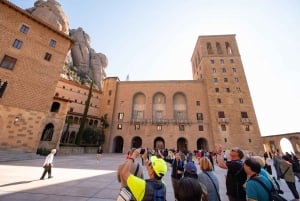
[
  {"left": 120, "top": 148, "right": 167, "bottom": 201},
  {"left": 198, "top": 157, "right": 220, "bottom": 201},
  {"left": 280, "top": 154, "right": 300, "bottom": 201},
  {"left": 40, "top": 149, "right": 56, "bottom": 180},
  {"left": 96, "top": 145, "right": 103, "bottom": 162},
  {"left": 216, "top": 145, "right": 247, "bottom": 201},
  {"left": 243, "top": 158, "right": 272, "bottom": 201},
  {"left": 117, "top": 149, "right": 144, "bottom": 188},
  {"left": 177, "top": 177, "right": 204, "bottom": 201},
  {"left": 159, "top": 150, "right": 184, "bottom": 200},
  {"left": 273, "top": 150, "right": 282, "bottom": 180}
]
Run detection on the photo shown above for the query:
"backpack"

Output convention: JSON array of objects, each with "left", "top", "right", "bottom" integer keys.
[
  {"left": 143, "top": 179, "right": 166, "bottom": 201},
  {"left": 251, "top": 178, "right": 287, "bottom": 201}
]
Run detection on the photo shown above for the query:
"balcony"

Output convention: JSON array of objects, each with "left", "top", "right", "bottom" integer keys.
[
  {"left": 240, "top": 118, "right": 252, "bottom": 124},
  {"left": 217, "top": 118, "right": 230, "bottom": 124}
]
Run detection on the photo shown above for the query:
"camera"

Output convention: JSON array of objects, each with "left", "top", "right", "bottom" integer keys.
[{"left": 140, "top": 148, "right": 145, "bottom": 154}]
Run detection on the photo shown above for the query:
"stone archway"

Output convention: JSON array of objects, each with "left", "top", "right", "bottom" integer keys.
[
  {"left": 177, "top": 137, "right": 187, "bottom": 153},
  {"left": 280, "top": 138, "right": 295, "bottom": 154},
  {"left": 113, "top": 136, "right": 124, "bottom": 153},
  {"left": 131, "top": 136, "right": 142, "bottom": 148},
  {"left": 197, "top": 138, "right": 208, "bottom": 151},
  {"left": 154, "top": 137, "right": 165, "bottom": 149}
]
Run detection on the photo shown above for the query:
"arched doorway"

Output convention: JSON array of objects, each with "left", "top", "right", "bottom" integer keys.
[
  {"left": 177, "top": 137, "right": 187, "bottom": 153},
  {"left": 40, "top": 123, "right": 54, "bottom": 141},
  {"left": 131, "top": 136, "right": 142, "bottom": 148},
  {"left": 113, "top": 136, "right": 124, "bottom": 153},
  {"left": 280, "top": 138, "right": 294, "bottom": 154},
  {"left": 154, "top": 137, "right": 165, "bottom": 149},
  {"left": 197, "top": 138, "right": 208, "bottom": 150}
]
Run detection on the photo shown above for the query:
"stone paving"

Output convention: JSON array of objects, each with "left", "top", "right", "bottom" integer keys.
[{"left": 0, "top": 152, "right": 299, "bottom": 201}]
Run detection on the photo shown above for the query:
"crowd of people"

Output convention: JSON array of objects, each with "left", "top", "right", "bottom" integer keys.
[{"left": 116, "top": 146, "right": 300, "bottom": 201}]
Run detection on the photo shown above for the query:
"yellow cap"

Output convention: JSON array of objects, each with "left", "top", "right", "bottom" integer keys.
[{"left": 150, "top": 156, "right": 167, "bottom": 177}]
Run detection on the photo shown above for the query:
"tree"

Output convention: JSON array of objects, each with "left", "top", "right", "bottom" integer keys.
[
  {"left": 61, "top": 117, "right": 73, "bottom": 143},
  {"left": 75, "top": 81, "right": 93, "bottom": 145}
]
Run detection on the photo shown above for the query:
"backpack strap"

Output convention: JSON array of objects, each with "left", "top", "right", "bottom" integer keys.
[
  {"left": 134, "top": 163, "right": 140, "bottom": 176},
  {"left": 203, "top": 172, "right": 221, "bottom": 201},
  {"left": 281, "top": 166, "right": 290, "bottom": 178},
  {"left": 250, "top": 177, "right": 272, "bottom": 201}
]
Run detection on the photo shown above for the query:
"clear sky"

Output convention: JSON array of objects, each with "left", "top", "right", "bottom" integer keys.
[{"left": 9, "top": 0, "right": 300, "bottom": 136}]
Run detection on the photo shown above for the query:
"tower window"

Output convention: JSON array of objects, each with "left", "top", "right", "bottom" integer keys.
[
  {"left": 210, "top": 59, "right": 215, "bottom": 64},
  {"left": 0, "top": 55, "right": 17, "bottom": 70},
  {"left": 221, "top": 124, "right": 226, "bottom": 131},
  {"left": 207, "top": 42, "right": 213, "bottom": 54},
  {"left": 241, "top": 112, "right": 248, "bottom": 118},
  {"left": 220, "top": 59, "right": 225, "bottom": 64},
  {"left": 216, "top": 42, "right": 223, "bottom": 54},
  {"left": 196, "top": 113, "right": 203, "bottom": 120},
  {"left": 218, "top": 111, "right": 225, "bottom": 118},
  {"left": 20, "top": 24, "right": 29, "bottom": 34},
  {"left": 198, "top": 125, "right": 204, "bottom": 131},
  {"left": 230, "top": 59, "right": 234, "bottom": 63},
  {"left": 135, "top": 124, "right": 140, "bottom": 130},
  {"left": 232, "top": 68, "right": 236, "bottom": 73},
  {"left": 212, "top": 68, "right": 216, "bottom": 73},
  {"left": 222, "top": 68, "right": 226, "bottom": 73},
  {"left": 44, "top": 53, "right": 52, "bottom": 61},
  {"left": 49, "top": 39, "right": 56, "bottom": 48},
  {"left": 157, "top": 125, "right": 162, "bottom": 131},
  {"left": 12, "top": 39, "right": 23, "bottom": 49},
  {"left": 196, "top": 101, "right": 200, "bottom": 106},
  {"left": 117, "top": 124, "right": 122, "bottom": 129},
  {"left": 224, "top": 78, "right": 228, "bottom": 82},
  {"left": 217, "top": 98, "right": 222, "bottom": 104},
  {"left": 234, "top": 77, "right": 239, "bottom": 82},
  {"left": 179, "top": 125, "right": 185, "bottom": 131},
  {"left": 215, "top": 88, "right": 219, "bottom": 93},
  {"left": 239, "top": 98, "right": 244, "bottom": 104},
  {"left": 245, "top": 125, "right": 250, "bottom": 131},
  {"left": 213, "top": 78, "right": 218, "bottom": 83}
]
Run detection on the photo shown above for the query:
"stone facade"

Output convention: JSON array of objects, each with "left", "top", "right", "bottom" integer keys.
[
  {"left": 100, "top": 35, "right": 264, "bottom": 154},
  {"left": 0, "top": 0, "right": 72, "bottom": 152}
]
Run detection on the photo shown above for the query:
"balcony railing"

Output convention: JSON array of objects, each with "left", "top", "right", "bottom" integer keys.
[
  {"left": 129, "top": 118, "right": 193, "bottom": 125},
  {"left": 240, "top": 118, "right": 252, "bottom": 124},
  {"left": 217, "top": 118, "right": 230, "bottom": 124}
]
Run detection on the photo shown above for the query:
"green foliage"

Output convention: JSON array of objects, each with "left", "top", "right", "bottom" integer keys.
[
  {"left": 61, "top": 64, "right": 93, "bottom": 86},
  {"left": 36, "top": 147, "right": 51, "bottom": 156},
  {"left": 81, "top": 126, "right": 105, "bottom": 145}
]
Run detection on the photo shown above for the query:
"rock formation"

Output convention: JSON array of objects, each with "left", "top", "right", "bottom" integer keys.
[
  {"left": 26, "top": 0, "right": 69, "bottom": 34},
  {"left": 69, "top": 28, "right": 108, "bottom": 89},
  {"left": 25, "top": 0, "right": 107, "bottom": 89}
]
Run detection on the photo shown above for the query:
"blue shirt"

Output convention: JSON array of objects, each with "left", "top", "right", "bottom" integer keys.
[{"left": 246, "top": 175, "right": 272, "bottom": 201}]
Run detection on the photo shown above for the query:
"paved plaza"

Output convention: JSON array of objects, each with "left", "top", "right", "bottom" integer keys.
[{"left": 0, "top": 152, "right": 299, "bottom": 201}]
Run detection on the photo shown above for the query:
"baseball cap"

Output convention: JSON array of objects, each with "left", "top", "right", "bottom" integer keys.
[
  {"left": 150, "top": 156, "right": 167, "bottom": 177},
  {"left": 184, "top": 162, "right": 197, "bottom": 173}
]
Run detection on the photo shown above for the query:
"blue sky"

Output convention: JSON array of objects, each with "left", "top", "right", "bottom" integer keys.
[{"left": 10, "top": 0, "right": 300, "bottom": 136}]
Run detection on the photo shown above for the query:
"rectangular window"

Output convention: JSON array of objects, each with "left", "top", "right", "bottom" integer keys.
[
  {"left": 210, "top": 59, "right": 215, "bottom": 64},
  {"left": 232, "top": 68, "right": 236, "bottom": 73},
  {"left": 249, "top": 138, "right": 252, "bottom": 143},
  {"left": 217, "top": 98, "right": 222, "bottom": 104},
  {"left": 236, "top": 87, "right": 241, "bottom": 93},
  {"left": 221, "top": 124, "right": 227, "bottom": 131},
  {"left": 196, "top": 101, "right": 200, "bottom": 106},
  {"left": 212, "top": 68, "right": 216, "bottom": 73},
  {"left": 44, "top": 52, "right": 52, "bottom": 61},
  {"left": 234, "top": 77, "right": 239, "bottom": 82},
  {"left": 241, "top": 112, "right": 248, "bottom": 118},
  {"left": 224, "top": 78, "right": 228, "bottom": 82},
  {"left": 213, "top": 78, "right": 218, "bottom": 83},
  {"left": 245, "top": 125, "right": 250, "bottom": 131},
  {"left": 12, "top": 39, "right": 23, "bottom": 49},
  {"left": 222, "top": 68, "right": 226, "bottom": 73},
  {"left": 239, "top": 98, "right": 244, "bottom": 104},
  {"left": 215, "top": 88, "right": 219, "bottom": 93},
  {"left": 109, "top": 90, "right": 112, "bottom": 96},
  {"left": 49, "top": 39, "right": 56, "bottom": 48},
  {"left": 135, "top": 124, "right": 140, "bottom": 130},
  {"left": 107, "top": 100, "right": 111, "bottom": 105},
  {"left": 179, "top": 125, "right": 185, "bottom": 131},
  {"left": 218, "top": 111, "right": 225, "bottom": 118},
  {"left": 196, "top": 113, "right": 203, "bottom": 120},
  {"left": 198, "top": 125, "right": 204, "bottom": 131},
  {"left": 118, "top": 112, "right": 124, "bottom": 120},
  {"left": 0, "top": 80, "right": 8, "bottom": 98},
  {"left": 226, "top": 88, "right": 230, "bottom": 93},
  {"left": 156, "top": 111, "right": 163, "bottom": 119},
  {"left": 224, "top": 137, "right": 227, "bottom": 142},
  {"left": 0, "top": 55, "right": 17, "bottom": 70},
  {"left": 230, "top": 59, "right": 234, "bottom": 63},
  {"left": 220, "top": 59, "right": 224, "bottom": 64},
  {"left": 20, "top": 24, "right": 29, "bottom": 34},
  {"left": 157, "top": 125, "right": 162, "bottom": 131},
  {"left": 117, "top": 124, "right": 122, "bottom": 129}
]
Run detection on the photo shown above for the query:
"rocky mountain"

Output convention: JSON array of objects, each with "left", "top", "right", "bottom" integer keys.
[{"left": 26, "top": 0, "right": 107, "bottom": 89}]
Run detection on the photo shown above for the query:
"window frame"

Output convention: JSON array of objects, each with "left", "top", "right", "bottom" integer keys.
[{"left": 0, "top": 55, "right": 17, "bottom": 70}]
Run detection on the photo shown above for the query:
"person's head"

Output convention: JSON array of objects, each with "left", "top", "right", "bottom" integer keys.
[
  {"left": 199, "top": 157, "right": 213, "bottom": 171},
  {"left": 184, "top": 162, "right": 198, "bottom": 179},
  {"left": 251, "top": 155, "right": 265, "bottom": 168},
  {"left": 51, "top": 149, "right": 56, "bottom": 154},
  {"left": 244, "top": 158, "right": 261, "bottom": 176},
  {"left": 230, "top": 147, "right": 244, "bottom": 160},
  {"left": 177, "top": 177, "right": 203, "bottom": 201},
  {"left": 148, "top": 156, "right": 167, "bottom": 180},
  {"left": 282, "top": 154, "right": 291, "bottom": 161},
  {"left": 175, "top": 151, "right": 181, "bottom": 160}
]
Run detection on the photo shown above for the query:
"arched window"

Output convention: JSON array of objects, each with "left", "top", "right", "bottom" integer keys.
[
  {"left": 206, "top": 42, "right": 213, "bottom": 54},
  {"left": 225, "top": 42, "right": 233, "bottom": 55},
  {"left": 40, "top": 123, "right": 54, "bottom": 141},
  {"left": 173, "top": 92, "right": 187, "bottom": 120},
  {"left": 152, "top": 92, "right": 166, "bottom": 121},
  {"left": 50, "top": 102, "right": 60, "bottom": 113},
  {"left": 216, "top": 42, "right": 223, "bottom": 54},
  {"left": 132, "top": 92, "right": 146, "bottom": 120}
]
